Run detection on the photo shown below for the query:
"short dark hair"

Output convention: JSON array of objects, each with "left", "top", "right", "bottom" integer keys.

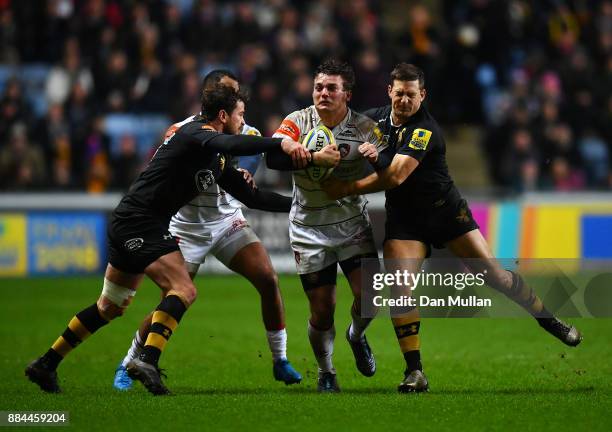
[
  {"left": 200, "top": 84, "right": 245, "bottom": 122},
  {"left": 390, "top": 63, "right": 425, "bottom": 89},
  {"left": 315, "top": 58, "right": 355, "bottom": 92},
  {"left": 201, "top": 69, "right": 238, "bottom": 92}
]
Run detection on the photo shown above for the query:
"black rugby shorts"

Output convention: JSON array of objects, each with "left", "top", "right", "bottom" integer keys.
[
  {"left": 107, "top": 213, "right": 180, "bottom": 274},
  {"left": 384, "top": 195, "right": 479, "bottom": 252}
]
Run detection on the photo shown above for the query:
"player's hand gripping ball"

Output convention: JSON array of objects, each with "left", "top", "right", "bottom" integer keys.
[{"left": 302, "top": 125, "right": 336, "bottom": 182}]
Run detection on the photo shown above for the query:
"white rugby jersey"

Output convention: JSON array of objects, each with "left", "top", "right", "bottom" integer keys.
[
  {"left": 168, "top": 116, "right": 262, "bottom": 224},
  {"left": 274, "top": 105, "right": 386, "bottom": 227}
]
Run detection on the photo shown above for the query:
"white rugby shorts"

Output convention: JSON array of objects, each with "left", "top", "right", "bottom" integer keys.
[
  {"left": 169, "top": 210, "right": 260, "bottom": 273},
  {"left": 289, "top": 212, "right": 376, "bottom": 274}
]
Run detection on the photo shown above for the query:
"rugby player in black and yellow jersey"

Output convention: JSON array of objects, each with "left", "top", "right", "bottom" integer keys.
[
  {"left": 25, "top": 85, "right": 316, "bottom": 395},
  {"left": 323, "top": 63, "right": 582, "bottom": 393}
]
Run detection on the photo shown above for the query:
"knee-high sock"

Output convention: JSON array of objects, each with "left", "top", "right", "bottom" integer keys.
[
  {"left": 43, "top": 303, "right": 109, "bottom": 371},
  {"left": 121, "top": 330, "right": 145, "bottom": 368},
  {"left": 307, "top": 321, "right": 335, "bottom": 373},
  {"left": 502, "top": 271, "right": 548, "bottom": 317},
  {"left": 392, "top": 307, "right": 422, "bottom": 372},
  {"left": 266, "top": 328, "right": 287, "bottom": 361},
  {"left": 140, "top": 295, "right": 187, "bottom": 366}
]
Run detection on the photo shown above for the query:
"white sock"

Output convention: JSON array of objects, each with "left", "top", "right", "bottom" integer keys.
[
  {"left": 266, "top": 328, "right": 287, "bottom": 361},
  {"left": 348, "top": 307, "right": 372, "bottom": 341},
  {"left": 121, "top": 330, "right": 144, "bottom": 368},
  {"left": 307, "top": 321, "right": 335, "bottom": 373}
]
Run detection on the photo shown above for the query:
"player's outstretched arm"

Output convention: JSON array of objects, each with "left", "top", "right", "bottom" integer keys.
[
  {"left": 265, "top": 149, "right": 293, "bottom": 170},
  {"left": 205, "top": 134, "right": 309, "bottom": 167},
  {"left": 266, "top": 145, "right": 340, "bottom": 171},
  {"left": 217, "top": 166, "right": 291, "bottom": 212},
  {"left": 205, "top": 133, "right": 282, "bottom": 155},
  {"left": 238, "top": 155, "right": 262, "bottom": 175},
  {"left": 322, "top": 153, "right": 419, "bottom": 199}
]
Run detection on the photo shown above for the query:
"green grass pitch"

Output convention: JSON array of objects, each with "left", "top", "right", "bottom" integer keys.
[{"left": 0, "top": 275, "right": 610, "bottom": 431}]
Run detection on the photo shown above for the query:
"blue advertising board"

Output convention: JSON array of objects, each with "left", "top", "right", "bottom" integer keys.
[{"left": 26, "top": 212, "right": 106, "bottom": 275}]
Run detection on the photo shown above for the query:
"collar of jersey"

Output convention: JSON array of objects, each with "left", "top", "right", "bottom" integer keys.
[
  {"left": 314, "top": 106, "right": 352, "bottom": 135},
  {"left": 389, "top": 110, "right": 403, "bottom": 128},
  {"left": 389, "top": 105, "right": 425, "bottom": 128}
]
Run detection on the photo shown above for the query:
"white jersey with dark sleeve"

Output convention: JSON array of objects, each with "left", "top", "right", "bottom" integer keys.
[
  {"left": 273, "top": 105, "right": 386, "bottom": 227},
  {"left": 171, "top": 119, "right": 262, "bottom": 224}
]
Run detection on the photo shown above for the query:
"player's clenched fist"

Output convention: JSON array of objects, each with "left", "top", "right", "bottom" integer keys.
[
  {"left": 281, "top": 138, "right": 310, "bottom": 169},
  {"left": 358, "top": 142, "right": 378, "bottom": 163},
  {"left": 313, "top": 144, "right": 341, "bottom": 168}
]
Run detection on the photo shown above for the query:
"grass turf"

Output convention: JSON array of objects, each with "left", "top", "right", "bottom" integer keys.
[{"left": 0, "top": 275, "right": 610, "bottom": 431}]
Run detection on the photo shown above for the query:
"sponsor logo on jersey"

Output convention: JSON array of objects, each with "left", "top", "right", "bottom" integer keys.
[
  {"left": 338, "top": 129, "right": 356, "bottom": 137},
  {"left": 408, "top": 128, "right": 432, "bottom": 150},
  {"left": 195, "top": 169, "right": 215, "bottom": 192},
  {"left": 246, "top": 129, "right": 260, "bottom": 136},
  {"left": 338, "top": 143, "right": 351, "bottom": 158},
  {"left": 124, "top": 237, "right": 144, "bottom": 251}
]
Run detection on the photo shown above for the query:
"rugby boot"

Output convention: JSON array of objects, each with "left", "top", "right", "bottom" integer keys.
[
  {"left": 273, "top": 359, "right": 302, "bottom": 385},
  {"left": 537, "top": 316, "right": 582, "bottom": 347},
  {"left": 25, "top": 357, "right": 61, "bottom": 393},
  {"left": 398, "top": 369, "right": 429, "bottom": 393},
  {"left": 346, "top": 327, "right": 376, "bottom": 377},
  {"left": 317, "top": 371, "right": 341, "bottom": 393},
  {"left": 126, "top": 359, "right": 170, "bottom": 395},
  {"left": 113, "top": 362, "right": 133, "bottom": 391}
]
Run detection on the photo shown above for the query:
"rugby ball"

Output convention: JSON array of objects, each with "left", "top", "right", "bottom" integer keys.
[{"left": 302, "top": 125, "right": 336, "bottom": 182}]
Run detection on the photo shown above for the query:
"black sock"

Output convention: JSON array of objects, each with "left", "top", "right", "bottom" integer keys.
[
  {"left": 43, "top": 303, "right": 109, "bottom": 371},
  {"left": 41, "top": 349, "right": 63, "bottom": 371},
  {"left": 536, "top": 307, "right": 554, "bottom": 324},
  {"left": 403, "top": 350, "right": 422, "bottom": 373},
  {"left": 140, "top": 295, "right": 187, "bottom": 366}
]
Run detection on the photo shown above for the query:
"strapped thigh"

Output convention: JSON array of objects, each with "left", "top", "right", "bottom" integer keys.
[
  {"left": 101, "top": 278, "right": 136, "bottom": 307},
  {"left": 338, "top": 252, "right": 379, "bottom": 277},
  {"left": 299, "top": 262, "right": 338, "bottom": 291}
]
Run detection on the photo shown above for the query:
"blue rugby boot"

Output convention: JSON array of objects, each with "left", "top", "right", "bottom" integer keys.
[
  {"left": 273, "top": 359, "right": 302, "bottom": 385},
  {"left": 113, "top": 363, "right": 133, "bottom": 391}
]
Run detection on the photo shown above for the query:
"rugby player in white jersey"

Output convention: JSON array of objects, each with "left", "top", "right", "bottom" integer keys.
[
  {"left": 269, "top": 59, "right": 387, "bottom": 392},
  {"left": 113, "top": 70, "right": 302, "bottom": 390}
]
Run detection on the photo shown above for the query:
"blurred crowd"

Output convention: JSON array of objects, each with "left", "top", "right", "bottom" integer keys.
[{"left": 0, "top": 0, "right": 610, "bottom": 193}]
